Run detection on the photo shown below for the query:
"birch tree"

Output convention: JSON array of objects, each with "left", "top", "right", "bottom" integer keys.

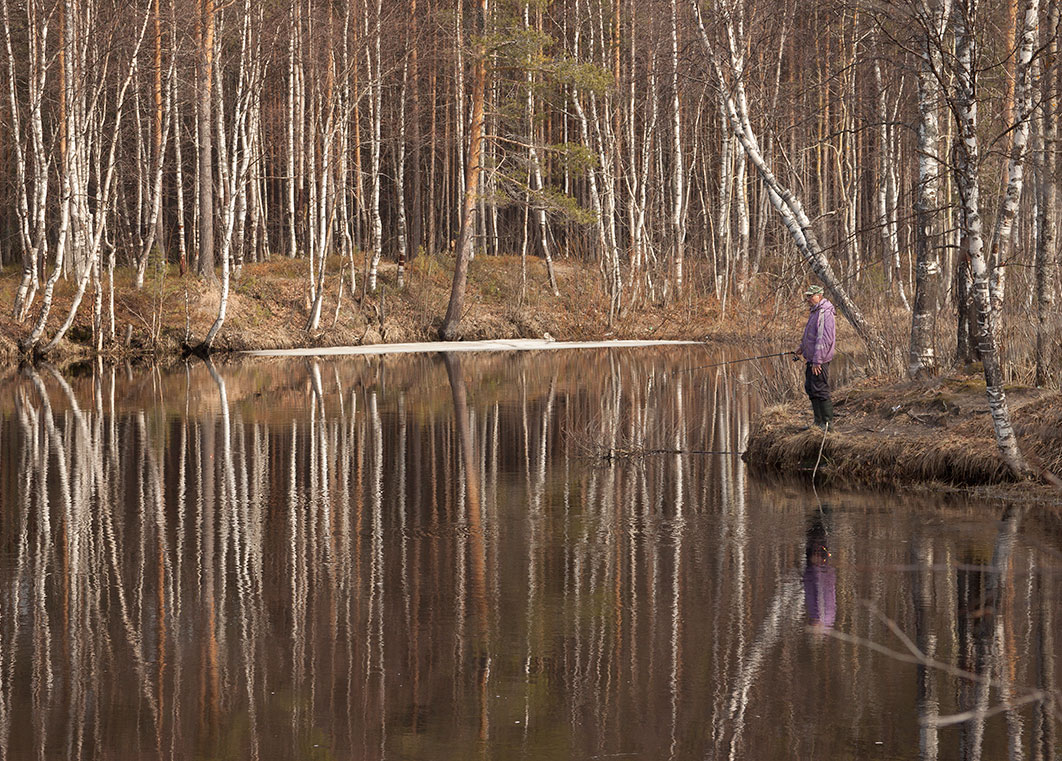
[
  {"left": 21, "top": 0, "right": 152, "bottom": 356},
  {"left": 984, "top": 0, "right": 1040, "bottom": 332},
  {"left": 199, "top": 0, "right": 261, "bottom": 351},
  {"left": 686, "top": 0, "right": 886, "bottom": 361},
  {"left": 908, "top": 0, "right": 952, "bottom": 377},
  {"left": 2, "top": 0, "right": 52, "bottom": 322},
  {"left": 366, "top": 0, "right": 384, "bottom": 293},
  {"left": 872, "top": 43, "right": 908, "bottom": 312},
  {"left": 948, "top": 0, "right": 1029, "bottom": 476},
  {"left": 669, "top": 0, "right": 684, "bottom": 295}
]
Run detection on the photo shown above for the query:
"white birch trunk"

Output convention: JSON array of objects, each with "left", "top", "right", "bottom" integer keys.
[
  {"left": 38, "top": 2, "right": 153, "bottom": 354},
  {"left": 366, "top": 0, "right": 383, "bottom": 293},
  {"left": 910, "top": 0, "right": 951, "bottom": 376},
  {"left": 306, "top": 64, "right": 338, "bottom": 332},
  {"left": 2, "top": 0, "right": 47, "bottom": 320},
  {"left": 525, "top": 2, "right": 558, "bottom": 296},
  {"left": 575, "top": 0, "right": 621, "bottom": 321},
  {"left": 874, "top": 52, "right": 908, "bottom": 310},
  {"left": 687, "top": 0, "right": 885, "bottom": 359},
  {"left": 286, "top": 0, "right": 298, "bottom": 259},
  {"left": 951, "top": 0, "right": 1028, "bottom": 476},
  {"left": 986, "top": 0, "right": 1040, "bottom": 330},
  {"left": 669, "top": 0, "right": 684, "bottom": 295},
  {"left": 203, "top": 0, "right": 258, "bottom": 349},
  {"left": 734, "top": 139, "right": 749, "bottom": 293},
  {"left": 135, "top": 45, "right": 175, "bottom": 290},
  {"left": 396, "top": 57, "right": 409, "bottom": 289}
]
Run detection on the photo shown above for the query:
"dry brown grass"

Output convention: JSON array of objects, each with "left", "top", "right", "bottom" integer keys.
[
  {"left": 0, "top": 255, "right": 756, "bottom": 364},
  {"left": 745, "top": 374, "right": 1062, "bottom": 490}
]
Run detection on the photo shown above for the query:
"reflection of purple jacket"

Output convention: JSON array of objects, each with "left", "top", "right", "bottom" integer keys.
[
  {"left": 804, "top": 565, "right": 836, "bottom": 628},
  {"left": 799, "top": 299, "right": 836, "bottom": 365}
]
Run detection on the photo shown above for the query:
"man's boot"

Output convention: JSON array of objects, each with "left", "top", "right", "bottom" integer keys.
[
  {"left": 810, "top": 400, "right": 824, "bottom": 429},
  {"left": 821, "top": 399, "right": 834, "bottom": 430}
]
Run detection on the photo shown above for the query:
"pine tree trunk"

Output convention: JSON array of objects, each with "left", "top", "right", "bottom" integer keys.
[
  {"left": 440, "top": 0, "right": 487, "bottom": 340},
  {"left": 1034, "top": 2, "right": 1058, "bottom": 387},
  {"left": 196, "top": 0, "right": 216, "bottom": 281}
]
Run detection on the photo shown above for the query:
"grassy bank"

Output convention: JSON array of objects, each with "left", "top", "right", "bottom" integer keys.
[
  {"left": 744, "top": 370, "right": 1062, "bottom": 496},
  {"left": 0, "top": 255, "right": 798, "bottom": 363}
]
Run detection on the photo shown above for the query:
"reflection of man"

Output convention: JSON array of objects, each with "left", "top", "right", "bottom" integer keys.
[{"left": 804, "top": 512, "right": 836, "bottom": 629}]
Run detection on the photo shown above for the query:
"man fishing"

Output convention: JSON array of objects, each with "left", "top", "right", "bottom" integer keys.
[{"left": 793, "top": 284, "right": 836, "bottom": 430}]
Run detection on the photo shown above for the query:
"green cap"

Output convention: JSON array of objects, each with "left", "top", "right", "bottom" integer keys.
[{"left": 803, "top": 285, "right": 824, "bottom": 296}]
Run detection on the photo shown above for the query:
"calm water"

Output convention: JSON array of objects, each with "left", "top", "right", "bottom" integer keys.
[{"left": 0, "top": 348, "right": 1058, "bottom": 761}]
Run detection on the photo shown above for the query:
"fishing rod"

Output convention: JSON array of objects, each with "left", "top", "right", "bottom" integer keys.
[{"left": 686, "top": 350, "right": 798, "bottom": 372}]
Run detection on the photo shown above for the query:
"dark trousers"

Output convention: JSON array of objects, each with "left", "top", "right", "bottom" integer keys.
[{"left": 804, "top": 362, "right": 831, "bottom": 402}]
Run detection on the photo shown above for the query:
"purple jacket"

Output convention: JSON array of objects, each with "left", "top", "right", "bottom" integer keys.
[{"left": 799, "top": 298, "right": 836, "bottom": 365}]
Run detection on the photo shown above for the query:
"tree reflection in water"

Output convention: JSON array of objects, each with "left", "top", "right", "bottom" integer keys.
[{"left": 0, "top": 351, "right": 1057, "bottom": 761}]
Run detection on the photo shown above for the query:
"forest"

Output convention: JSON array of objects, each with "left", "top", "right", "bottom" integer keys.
[{"left": 0, "top": 0, "right": 1058, "bottom": 459}]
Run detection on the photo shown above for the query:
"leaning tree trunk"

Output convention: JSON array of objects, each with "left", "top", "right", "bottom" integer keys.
[
  {"left": 439, "top": 0, "right": 487, "bottom": 340},
  {"left": 951, "top": 0, "right": 1029, "bottom": 477},
  {"left": 686, "top": 0, "right": 886, "bottom": 363}
]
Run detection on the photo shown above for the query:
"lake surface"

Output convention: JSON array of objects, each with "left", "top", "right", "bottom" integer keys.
[{"left": 0, "top": 347, "right": 1058, "bottom": 761}]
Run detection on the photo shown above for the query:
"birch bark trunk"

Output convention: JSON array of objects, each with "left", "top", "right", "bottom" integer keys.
[
  {"left": 202, "top": 0, "right": 258, "bottom": 350},
  {"left": 2, "top": 0, "right": 48, "bottom": 320},
  {"left": 986, "top": 0, "right": 1040, "bottom": 332},
  {"left": 396, "top": 58, "right": 409, "bottom": 289},
  {"left": 366, "top": 0, "right": 383, "bottom": 293},
  {"left": 135, "top": 5, "right": 174, "bottom": 290},
  {"left": 286, "top": 0, "right": 298, "bottom": 258},
  {"left": 687, "top": 0, "right": 885, "bottom": 361},
  {"left": 669, "top": 0, "right": 684, "bottom": 295},
  {"left": 874, "top": 50, "right": 907, "bottom": 310},
  {"left": 524, "top": 2, "right": 558, "bottom": 296},
  {"left": 30, "top": 1, "right": 152, "bottom": 355},
  {"left": 909, "top": 0, "right": 951, "bottom": 376},
  {"left": 950, "top": 0, "right": 1029, "bottom": 476}
]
